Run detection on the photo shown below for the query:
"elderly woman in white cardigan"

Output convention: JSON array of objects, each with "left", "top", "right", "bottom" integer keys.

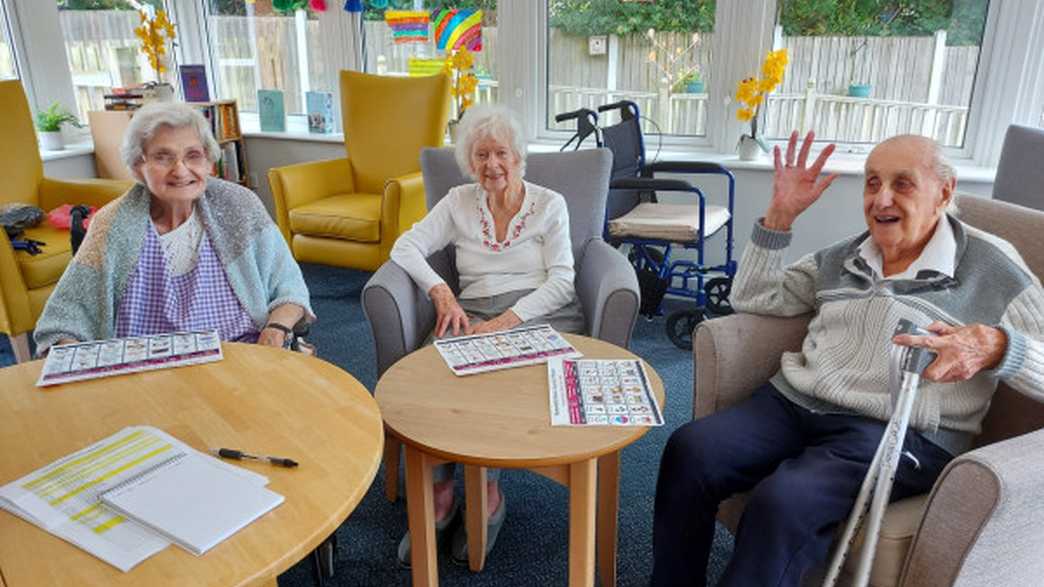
[{"left": 389, "top": 103, "right": 584, "bottom": 566}]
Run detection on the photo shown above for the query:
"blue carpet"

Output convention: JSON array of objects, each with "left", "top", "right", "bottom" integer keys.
[{"left": 0, "top": 264, "right": 735, "bottom": 585}]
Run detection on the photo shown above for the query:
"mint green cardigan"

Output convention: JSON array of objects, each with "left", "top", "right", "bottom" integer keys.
[{"left": 34, "top": 178, "right": 313, "bottom": 352}]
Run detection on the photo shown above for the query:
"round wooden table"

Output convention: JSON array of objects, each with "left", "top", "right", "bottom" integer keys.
[
  {"left": 0, "top": 343, "right": 383, "bottom": 587},
  {"left": 376, "top": 334, "right": 665, "bottom": 587}
]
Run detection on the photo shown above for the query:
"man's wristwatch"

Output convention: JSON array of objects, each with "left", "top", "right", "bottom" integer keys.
[{"left": 263, "top": 322, "right": 293, "bottom": 348}]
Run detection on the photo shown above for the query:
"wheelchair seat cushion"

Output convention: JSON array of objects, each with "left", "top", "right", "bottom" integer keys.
[{"left": 608, "top": 202, "right": 730, "bottom": 242}]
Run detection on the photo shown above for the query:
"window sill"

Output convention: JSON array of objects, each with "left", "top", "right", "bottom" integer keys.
[
  {"left": 529, "top": 141, "right": 997, "bottom": 183},
  {"left": 40, "top": 141, "right": 95, "bottom": 162},
  {"left": 240, "top": 112, "right": 345, "bottom": 144}
]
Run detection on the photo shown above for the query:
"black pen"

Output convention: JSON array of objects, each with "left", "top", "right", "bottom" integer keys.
[{"left": 213, "top": 448, "right": 299, "bottom": 468}]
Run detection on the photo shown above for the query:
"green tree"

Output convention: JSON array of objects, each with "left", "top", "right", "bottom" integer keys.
[
  {"left": 548, "top": 0, "right": 716, "bottom": 36},
  {"left": 779, "top": 0, "right": 987, "bottom": 46},
  {"left": 57, "top": 0, "right": 163, "bottom": 9}
]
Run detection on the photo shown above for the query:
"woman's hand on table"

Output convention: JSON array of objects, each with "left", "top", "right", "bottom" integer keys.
[
  {"left": 467, "top": 310, "right": 522, "bottom": 335},
  {"left": 431, "top": 284, "right": 470, "bottom": 337}
]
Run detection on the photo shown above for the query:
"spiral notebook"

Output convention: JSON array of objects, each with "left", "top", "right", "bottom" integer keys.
[{"left": 99, "top": 451, "right": 284, "bottom": 556}]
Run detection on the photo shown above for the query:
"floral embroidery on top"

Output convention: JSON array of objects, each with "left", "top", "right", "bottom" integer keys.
[{"left": 477, "top": 197, "right": 537, "bottom": 252}]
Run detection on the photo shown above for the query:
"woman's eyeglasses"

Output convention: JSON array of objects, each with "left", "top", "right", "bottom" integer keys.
[{"left": 142, "top": 149, "right": 210, "bottom": 170}]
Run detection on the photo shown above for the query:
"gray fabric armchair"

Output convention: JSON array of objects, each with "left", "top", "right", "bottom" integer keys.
[
  {"left": 993, "top": 124, "right": 1044, "bottom": 211},
  {"left": 693, "top": 195, "right": 1044, "bottom": 586},
  {"left": 363, "top": 147, "right": 640, "bottom": 500}
]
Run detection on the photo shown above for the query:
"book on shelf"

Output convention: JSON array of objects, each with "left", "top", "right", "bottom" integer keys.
[
  {"left": 179, "top": 65, "right": 210, "bottom": 102},
  {"left": 220, "top": 142, "right": 241, "bottom": 183},
  {"left": 258, "top": 90, "right": 286, "bottom": 133},
  {"left": 218, "top": 103, "right": 240, "bottom": 139},
  {"left": 306, "top": 91, "right": 335, "bottom": 134}
]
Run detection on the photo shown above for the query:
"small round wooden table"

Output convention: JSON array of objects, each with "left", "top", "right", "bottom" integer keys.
[
  {"left": 376, "top": 334, "right": 665, "bottom": 587},
  {"left": 0, "top": 343, "right": 383, "bottom": 587}
]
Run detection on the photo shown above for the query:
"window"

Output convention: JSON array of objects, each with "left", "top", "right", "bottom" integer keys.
[
  {"left": 0, "top": 1, "right": 17, "bottom": 80},
  {"left": 58, "top": 0, "right": 170, "bottom": 120},
  {"left": 546, "top": 0, "right": 714, "bottom": 137},
  {"left": 363, "top": 1, "right": 498, "bottom": 120},
  {"left": 204, "top": 0, "right": 328, "bottom": 115},
  {"left": 766, "top": 0, "right": 991, "bottom": 149}
]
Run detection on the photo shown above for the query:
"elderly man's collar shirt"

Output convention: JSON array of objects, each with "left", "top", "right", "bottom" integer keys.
[{"left": 856, "top": 214, "right": 957, "bottom": 281}]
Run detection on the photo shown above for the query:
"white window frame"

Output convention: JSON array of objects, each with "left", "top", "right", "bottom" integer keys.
[{"left": 34, "top": 0, "right": 1035, "bottom": 167}]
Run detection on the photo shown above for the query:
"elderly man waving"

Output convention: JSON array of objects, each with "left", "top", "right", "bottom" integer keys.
[{"left": 651, "top": 131, "right": 1044, "bottom": 586}]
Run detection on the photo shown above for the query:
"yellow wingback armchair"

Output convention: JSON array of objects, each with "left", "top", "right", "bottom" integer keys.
[
  {"left": 0, "top": 80, "right": 131, "bottom": 362},
  {"left": 268, "top": 71, "right": 451, "bottom": 271}
]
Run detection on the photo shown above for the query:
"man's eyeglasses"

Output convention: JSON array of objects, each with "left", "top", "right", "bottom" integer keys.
[{"left": 142, "top": 149, "right": 210, "bottom": 170}]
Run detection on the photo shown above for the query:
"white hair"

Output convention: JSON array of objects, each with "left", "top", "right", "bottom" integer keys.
[
  {"left": 929, "top": 142, "right": 960, "bottom": 214},
  {"left": 121, "top": 102, "right": 220, "bottom": 179},
  {"left": 453, "top": 104, "right": 527, "bottom": 180}
]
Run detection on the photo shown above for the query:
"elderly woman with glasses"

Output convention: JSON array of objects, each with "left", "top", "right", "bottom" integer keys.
[
  {"left": 389, "top": 103, "right": 585, "bottom": 568},
  {"left": 34, "top": 102, "right": 313, "bottom": 354}
]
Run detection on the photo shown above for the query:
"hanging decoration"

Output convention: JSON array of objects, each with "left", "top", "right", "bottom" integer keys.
[
  {"left": 434, "top": 8, "right": 482, "bottom": 52},
  {"left": 273, "top": 0, "right": 308, "bottom": 14},
  {"left": 344, "top": 0, "right": 364, "bottom": 12},
  {"left": 369, "top": 0, "right": 389, "bottom": 8},
  {"left": 384, "top": 10, "right": 430, "bottom": 44},
  {"left": 134, "top": 9, "right": 176, "bottom": 81},
  {"left": 309, "top": 0, "right": 327, "bottom": 11}
]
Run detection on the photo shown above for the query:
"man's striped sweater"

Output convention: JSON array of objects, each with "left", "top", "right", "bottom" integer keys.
[{"left": 732, "top": 214, "right": 1044, "bottom": 455}]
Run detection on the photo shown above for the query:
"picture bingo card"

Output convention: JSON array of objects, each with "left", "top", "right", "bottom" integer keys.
[
  {"left": 548, "top": 358, "right": 664, "bottom": 427},
  {"left": 37, "top": 331, "right": 224, "bottom": 387},
  {"left": 434, "top": 324, "right": 582, "bottom": 376}
]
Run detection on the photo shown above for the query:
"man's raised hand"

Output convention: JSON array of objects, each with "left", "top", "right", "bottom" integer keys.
[{"left": 764, "top": 131, "right": 839, "bottom": 231}]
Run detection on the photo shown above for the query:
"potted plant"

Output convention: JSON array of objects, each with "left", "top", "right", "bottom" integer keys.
[
  {"left": 35, "top": 102, "right": 81, "bottom": 151},
  {"left": 673, "top": 69, "right": 705, "bottom": 94},
  {"left": 846, "top": 39, "right": 872, "bottom": 97},
  {"left": 734, "top": 49, "right": 788, "bottom": 160},
  {"left": 134, "top": 8, "right": 177, "bottom": 101},
  {"left": 444, "top": 46, "right": 479, "bottom": 141}
]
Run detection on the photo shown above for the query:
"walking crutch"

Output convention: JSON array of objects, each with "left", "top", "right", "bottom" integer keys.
[{"left": 822, "top": 319, "right": 938, "bottom": 587}]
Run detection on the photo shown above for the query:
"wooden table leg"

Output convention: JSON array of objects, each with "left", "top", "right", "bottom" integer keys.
[
  {"left": 568, "top": 458, "right": 597, "bottom": 587},
  {"left": 405, "top": 445, "right": 438, "bottom": 587},
  {"left": 384, "top": 432, "right": 402, "bottom": 502},
  {"left": 464, "top": 465, "right": 489, "bottom": 571},
  {"left": 597, "top": 451, "right": 621, "bottom": 587}
]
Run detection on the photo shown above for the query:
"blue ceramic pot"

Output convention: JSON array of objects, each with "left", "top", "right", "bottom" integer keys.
[{"left": 848, "top": 84, "right": 872, "bottom": 98}]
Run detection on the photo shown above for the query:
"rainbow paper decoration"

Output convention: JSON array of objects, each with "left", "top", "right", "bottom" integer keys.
[
  {"left": 434, "top": 8, "right": 483, "bottom": 52},
  {"left": 384, "top": 10, "right": 430, "bottom": 44}
]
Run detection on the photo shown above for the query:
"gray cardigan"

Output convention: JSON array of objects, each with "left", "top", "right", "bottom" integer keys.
[
  {"left": 732, "top": 215, "right": 1044, "bottom": 455},
  {"left": 34, "top": 178, "right": 314, "bottom": 353}
]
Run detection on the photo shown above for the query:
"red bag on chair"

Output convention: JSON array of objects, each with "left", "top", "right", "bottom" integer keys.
[{"left": 47, "top": 204, "right": 96, "bottom": 230}]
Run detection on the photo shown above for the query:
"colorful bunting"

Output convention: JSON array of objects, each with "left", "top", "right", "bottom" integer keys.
[
  {"left": 343, "top": 0, "right": 364, "bottom": 12},
  {"left": 433, "top": 8, "right": 482, "bottom": 52},
  {"left": 384, "top": 10, "right": 430, "bottom": 44}
]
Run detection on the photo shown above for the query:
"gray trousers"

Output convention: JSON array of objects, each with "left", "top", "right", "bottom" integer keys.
[{"left": 429, "top": 288, "right": 585, "bottom": 483}]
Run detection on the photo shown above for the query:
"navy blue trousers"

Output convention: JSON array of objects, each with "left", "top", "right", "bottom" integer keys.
[{"left": 651, "top": 383, "right": 953, "bottom": 587}]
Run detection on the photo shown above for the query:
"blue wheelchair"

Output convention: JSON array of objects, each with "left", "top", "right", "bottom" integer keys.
[{"left": 557, "top": 101, "right": 737, "bottom": 349}]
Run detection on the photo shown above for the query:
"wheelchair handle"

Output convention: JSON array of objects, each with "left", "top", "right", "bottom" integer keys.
[
  {"left": 555, "top": 108, "right": 595, "bottom": 123},
  {"left": 597, "top": 101, "right": 629, "bottom": 113}
]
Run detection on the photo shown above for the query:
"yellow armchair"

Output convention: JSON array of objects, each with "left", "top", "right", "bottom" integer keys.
[
  {"left": 0, "top": 80, "right": 131, "bottom": 362},
  {"left": 268, "top": 71, "right": 450, "bottom": 272}
]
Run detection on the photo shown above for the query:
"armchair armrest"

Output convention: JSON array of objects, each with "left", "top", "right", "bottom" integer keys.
[
  {"left": 0, "top": 228, "right": 32, "bottom": 336},
  {"left": 693, "top": 312, "right": 811, "bottom": 419},
  {"left": 268, "top": 157, "right": 354, "bottom": 244},
  {"left": 362, "top": 247, "right": 457, "bottom": 377},
  {"left": 576, "top": 238, "right": 639, "bottom": 348},
  {"left": 901, "top": 428, "right": 1044, "bottom": 586},
  {"left": 38, "top": 177, "right": 133, "bottom": 211},
  {"left": 382, "top": 171, "right": 426, "bottom": 258}
]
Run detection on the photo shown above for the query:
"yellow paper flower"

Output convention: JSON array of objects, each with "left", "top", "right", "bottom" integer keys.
[
  {"left": 446, "top": 47, "right": 480, "bottom": 119},
  {"left": 134, "top": 9, "right": 176, "bottom": 78},
  {"left": 734, "top": 49, "right": 789, "bottom": 130}
]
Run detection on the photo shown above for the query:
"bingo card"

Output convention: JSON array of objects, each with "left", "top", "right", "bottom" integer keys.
[
  {"left": 434, "top": 324, "right": 582, "bottom": 376},
  {"left": 547, "top": 358, "right": 664, "bottom": 427},
  {"left": 37, "top": 331, "right": 223, "bottom": 387}
]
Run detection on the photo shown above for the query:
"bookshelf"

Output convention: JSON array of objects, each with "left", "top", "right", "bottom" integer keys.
[{"left": 87, "top": 100, "right": 251, "bottom": 189}]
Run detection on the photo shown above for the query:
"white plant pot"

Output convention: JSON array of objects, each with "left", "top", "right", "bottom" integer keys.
[
  {"left": 39, "top": 131, "right": 64, "bottom": 151},
  {"left": 738, "top": 135, "right": 763, "bottom": 161}
]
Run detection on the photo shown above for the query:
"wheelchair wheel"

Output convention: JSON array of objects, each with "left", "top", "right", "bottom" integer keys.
[
  {"left": 628, "top": 245, "right": 665, "bottom": 267},
  {"left": 704, "top": 277, "right": 734, "bottom": 316},
  {"left": 665, "top": 308, "right": 705, "bottom": 351}
]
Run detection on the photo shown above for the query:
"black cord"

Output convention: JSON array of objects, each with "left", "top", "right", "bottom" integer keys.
[{"left": 639, "top": 113, "right": 664, "bottom": 164}]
